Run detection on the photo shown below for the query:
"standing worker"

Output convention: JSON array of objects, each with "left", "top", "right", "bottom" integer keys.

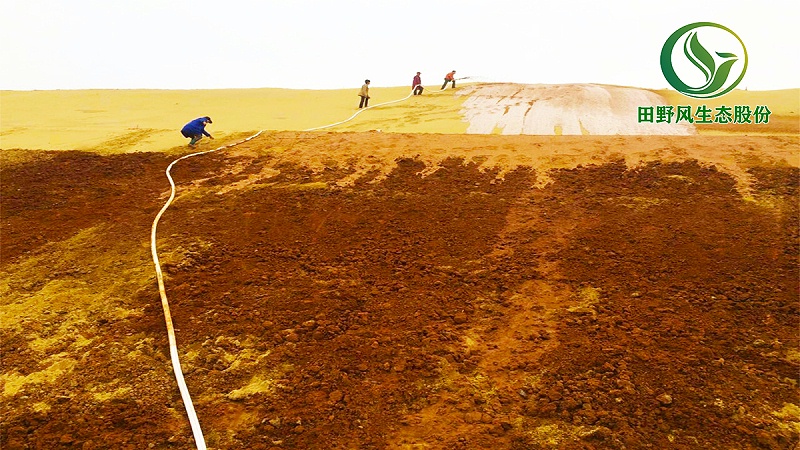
[
  {"left": 441, "top": 70, "right": 456, "bottom": 90},
  {"left": 359, "top": 79, "right": 371, "bottom": 108},
  {"left": 413, "top": 72, "right": 423, "bottom": 95},
  {"left": 181, "top": 116, "right": 214, "bottom": 148}
]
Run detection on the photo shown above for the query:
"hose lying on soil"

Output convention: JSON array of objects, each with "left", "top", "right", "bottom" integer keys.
[{"left": 149, "top": 81, "right": 465, "bottom": 449}]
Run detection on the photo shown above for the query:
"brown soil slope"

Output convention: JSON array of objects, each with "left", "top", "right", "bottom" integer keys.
[{"left": 1, "top": 132, "right": 798, "bottom": 449}]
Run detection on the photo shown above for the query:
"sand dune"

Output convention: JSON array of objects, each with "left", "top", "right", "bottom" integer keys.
[{"left": 1, "top": 84, "right": 796, "bottom": 153}]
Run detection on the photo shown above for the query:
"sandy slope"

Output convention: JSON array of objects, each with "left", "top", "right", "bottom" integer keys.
[{"left": 1, "top": 85, "right": 797, "bottom": 153}]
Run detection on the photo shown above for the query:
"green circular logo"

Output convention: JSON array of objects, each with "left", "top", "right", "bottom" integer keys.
[{"left": 661, "top": 22, "right": 748, "bottom": 98}]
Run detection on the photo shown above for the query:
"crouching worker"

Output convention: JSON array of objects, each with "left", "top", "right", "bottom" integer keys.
[{"left": 181, "top": 116, "right": 214, "bottom": 147}]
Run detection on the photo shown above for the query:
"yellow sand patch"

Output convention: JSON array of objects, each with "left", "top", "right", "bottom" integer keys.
[
  {"left": 279, "top": 181, "right": 328, "bottom": 191},
  {"left": 27, "top": 336, "right": 62, "bottom": 353},
  {"left": 773, "top": 403, "right": 800, "bottom": 433},
  {"left": 1, "top": 279, "right": 94, "bottom": 333},
  {"left": 525, "top": 371, "right": 546, "bottom": 389},
  {"left": 0, "top": 223, "right": 157, "bottom": 405},
  {"left": 526, "top": 421, "right": 603, "bottom": 446},
  {"left": 0, "top": 86, "right": 466, "bottom": 152},
  {"left": 773, "top": 403, "right": 800, "bottom": 420},
  {"left": 463, "top": 335, "right": 480, "bottom": 352},
  {"left": 742, "top": 194, "right": 785, "bottom": 211},
  {"left": 234, "top": 351, "right": 272, "bottom": 372},
  {"left": 226, "top": 374, "right": 278, "bottom": 401},
  {"left": 566, "top": 286, "right": 602, "bottom": 316},
  {"left": 421, "top": 358, "right": 461, "bottom": 393},
  {"left": 1, "top": 225, "right": 152, "bottom": 332},
  {"left": 0, "top": 149, "right": 56, "bottom": 167},
  {"left": 578, "top": 286, "right": 601, "bottom": 304},
  {"left": 28, "top": 329, "right": 94, "bottom": 354},
  {"left": 111, "top": 306, "right": 144, "bottom": 320},
  {"left": 125, "top": 350, "right": 145, "bottom": 360},
  {"left": 73, "top": 334, "right": 93, "bottom": 348},
  {"left": 783, "top": 348, "right": 800, "bottom": 364},
  {"left": 2, "top": 355, "right": 77, "bottom": 397},
  {"left": 666, "top": 174, "right": 693, "bottom": 182},
  {"left": 335, "top": 90, "right": 468, "bottom": 134},
  {"left": 32, "top": 402, "right": 51, "bottom": 413},
  {"left": 92, "top": 387, "right": 132, "bottom": 402},
  {"left": 529, "top": 423, "right": 565, "bottom": 445},
  {"left": 467, "top": 373, "right": 498, "bottom": 403}
]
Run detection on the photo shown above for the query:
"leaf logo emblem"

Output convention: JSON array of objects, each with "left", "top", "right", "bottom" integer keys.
[{"left": 661, "top": 22, "right": 748, "bottom": 99}]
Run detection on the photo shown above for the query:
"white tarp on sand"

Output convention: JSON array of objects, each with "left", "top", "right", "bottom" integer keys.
[{"left": 457, "top": 83, "right": 696, "bottom": 135}]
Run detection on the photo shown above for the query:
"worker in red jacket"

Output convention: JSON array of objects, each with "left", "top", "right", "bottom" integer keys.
[
  {"left": 413, "top": 72, "right": 423, "bottom": 95},
  {"left": 441, "top": 70, "right": 456, "bottom": 90}
]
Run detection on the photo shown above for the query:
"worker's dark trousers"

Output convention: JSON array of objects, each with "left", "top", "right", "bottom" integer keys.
[
  {"left": 413, "top": 86, "right": 424, "bottom": 95},
  {"left": 359, "top": 96, "right": 369, "bottom": 108},
  {"left": 441, "top": 80, "right": 455, "bottom": 89}
]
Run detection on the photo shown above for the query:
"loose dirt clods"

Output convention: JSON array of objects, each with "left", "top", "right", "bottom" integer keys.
[{"left": 1, "top": 132, "right": 798, "bottom": 449}]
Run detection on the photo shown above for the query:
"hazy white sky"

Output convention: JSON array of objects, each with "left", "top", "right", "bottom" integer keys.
[{"left": 1, "top": 0, "right": 798, "bottom": 90}]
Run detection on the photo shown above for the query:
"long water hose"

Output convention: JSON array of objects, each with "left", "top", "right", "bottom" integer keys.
[
  {"left": 150, "top": 80, "right": 470, "bottom": 448},
  {"left": 150, "top": 131, "right": 263, "bottom": 450}
]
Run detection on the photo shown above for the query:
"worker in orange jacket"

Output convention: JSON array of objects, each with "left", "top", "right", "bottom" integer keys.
[{"left": 441, "top": 70, "right": 456, "bottom": 90}]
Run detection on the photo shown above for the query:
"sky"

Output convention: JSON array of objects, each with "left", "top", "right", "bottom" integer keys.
[{"left": 1, "top": 0, "right": 798, "bottom": 91}]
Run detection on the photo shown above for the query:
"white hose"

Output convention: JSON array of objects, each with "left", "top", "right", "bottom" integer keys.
[
  {"left": 150, "top": 131, "right": 262, "bottom": 450},
  {"left": 304, "top": 85, "right": 426, "bottom": 131}
]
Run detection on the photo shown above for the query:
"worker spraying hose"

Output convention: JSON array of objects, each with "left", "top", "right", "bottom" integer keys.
[{"left": 442, "top": 70, "right": 457, "bottom": 89}]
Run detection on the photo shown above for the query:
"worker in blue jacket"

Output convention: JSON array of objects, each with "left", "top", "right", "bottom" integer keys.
[{"left": 181, "top": 116, "right": 214, "bottom": 147}]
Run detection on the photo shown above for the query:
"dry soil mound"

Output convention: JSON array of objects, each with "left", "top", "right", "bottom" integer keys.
[{"left": 458, "top": 83, "right": 696, "bottom": 136}]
